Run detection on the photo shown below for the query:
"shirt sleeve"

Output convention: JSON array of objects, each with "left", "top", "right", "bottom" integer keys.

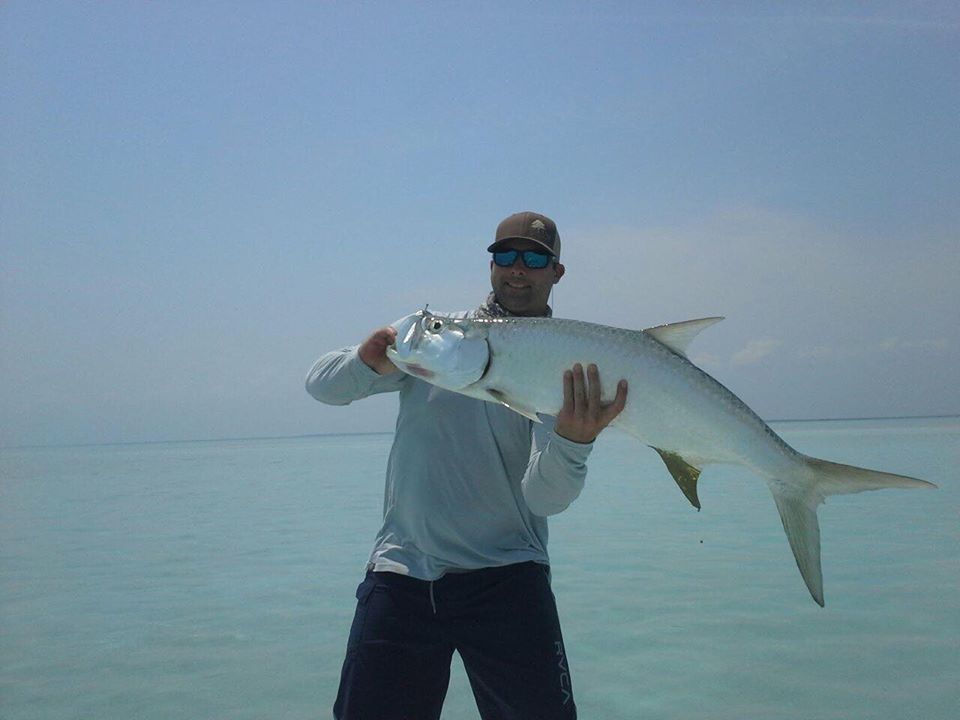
[
  {"left": 521, "top": 414, "right": 594, "bottom": 517},
  {"left": 305, "top": 346, "right": 408, "bottom": 405}
]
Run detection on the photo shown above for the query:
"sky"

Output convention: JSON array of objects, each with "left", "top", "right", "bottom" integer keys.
[{"left": 1, "top": 1, "right": 958, "bottom": 447}]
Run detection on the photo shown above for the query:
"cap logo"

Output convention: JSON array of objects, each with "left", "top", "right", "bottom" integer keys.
[{"left": 530, "top": 219, "right": 546, "bottom": 233}]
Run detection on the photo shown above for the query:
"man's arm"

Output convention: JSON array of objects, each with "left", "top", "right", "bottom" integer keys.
[
  {"left": 522, "top": 417, "right": 593, "bottom": 516},
  {"left": 521, "top": 363, "right": 628, "bottom": 516},
  {"left": 305, "top": 326, "right": 407, "bottom": 405}
]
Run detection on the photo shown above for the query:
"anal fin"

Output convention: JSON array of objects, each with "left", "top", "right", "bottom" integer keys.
[{"left": 651, "top": 447, "right": 702, "bottom": 510}]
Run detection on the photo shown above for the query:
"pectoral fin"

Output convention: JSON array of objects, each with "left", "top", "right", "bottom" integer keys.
[
  {"left": 486, "top": 389, "right": 543, "bottom": 423},
  {"left": 651, "top": 448, "right": 702, "bottom": 510}
]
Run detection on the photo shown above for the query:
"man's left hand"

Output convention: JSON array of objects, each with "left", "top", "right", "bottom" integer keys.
[{"left": 554, "top": 363, "right": 628, "bottom": 444}]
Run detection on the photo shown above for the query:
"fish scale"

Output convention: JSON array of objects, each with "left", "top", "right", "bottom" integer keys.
[
  {"left": 386, "top": 310, "right": 936, "bottom": 606},
  {"left": 479, "top": 317, "right": 784, "bottom": 468}
]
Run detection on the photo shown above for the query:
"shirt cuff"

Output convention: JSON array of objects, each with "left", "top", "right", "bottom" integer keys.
[{"left": 548, "top": 430, "right": 594, "bottom": 460}]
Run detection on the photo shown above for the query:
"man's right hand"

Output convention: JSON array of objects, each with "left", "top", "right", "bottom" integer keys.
[{"left": 358, "top": 327, "right": 399, "bottom": 375}]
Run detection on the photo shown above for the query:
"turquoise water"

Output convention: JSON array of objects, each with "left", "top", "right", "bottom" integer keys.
[{"left": 1, "top": 418, "right": 957, "bottom": 719}]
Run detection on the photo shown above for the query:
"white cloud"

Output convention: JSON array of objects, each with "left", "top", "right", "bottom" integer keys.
[
  {"left": 798, "top": 345, "right": 839, "bottom": 361},
  {"left": 797, "top": 337, "right": 951, "bottom": 363},
  {"left": 877, "top": 337, "right": 950, "bottom": 354},
  {"left": 732, "top": 339, "right": 781, "bottom": 366},
  {"left": 690, "top": 352, "right": 723, "bottom": 367}
]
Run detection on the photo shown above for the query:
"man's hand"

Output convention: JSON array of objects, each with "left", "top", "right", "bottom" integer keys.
[
  {"left": 358, "top": 327, "right": 399, "bottom": 375},
  {"left": 554, "top": 363, "right": 628, "bottom": 444}
]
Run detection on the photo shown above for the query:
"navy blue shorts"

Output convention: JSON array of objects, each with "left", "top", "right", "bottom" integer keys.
[{"left": 333, "top": 561, "right": 577, "bottom": 720}]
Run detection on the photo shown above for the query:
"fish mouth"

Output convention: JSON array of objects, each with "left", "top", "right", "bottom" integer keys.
[
  {"left": 385, "top": 347, "right": 435, "bottom": 379},
  {"left": 399, "top": 362, "right": 435, "bottom": 379},
  {"left": 386, "top": 312, "right": 435, "bottom": 378},
  {"left": 388, "top": 312, "right": 425, "bottom": 358}
]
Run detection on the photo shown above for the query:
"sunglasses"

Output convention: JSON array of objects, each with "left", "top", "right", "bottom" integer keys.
[{"left": 492, "top": 249, "right": 553, "bottom": 270}]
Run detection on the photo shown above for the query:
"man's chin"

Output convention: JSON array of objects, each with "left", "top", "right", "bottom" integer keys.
[{"left": 495, "top": 293, "right": 544, "bottom": 317}]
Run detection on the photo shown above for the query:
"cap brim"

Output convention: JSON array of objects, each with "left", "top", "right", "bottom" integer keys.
[{"left": 486, "top": 238, "right": 558, "bottom": 256}]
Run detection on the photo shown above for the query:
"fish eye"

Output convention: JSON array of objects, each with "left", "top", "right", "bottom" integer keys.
[{"left": 422, "top": 317, "right": 445, "bottom": 334}]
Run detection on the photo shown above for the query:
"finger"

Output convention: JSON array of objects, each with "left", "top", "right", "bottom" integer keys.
[
  {"left": 562, "top": 369, "right": 574, "bottom": 411},
  {"left": 587, "top": 364, "right": 601, "bottom": 415},
  {"left": 572, "top": 363, "right": 586, "bottom": 416},
  {"left": 366, "top": 328, "right": 389, "bottom": 348},
  {"left": 614, "top": 379, "right": 628, "bottom": 410},
  {"left": 602, "top": 380, "right": 629, "bottom": 423}
]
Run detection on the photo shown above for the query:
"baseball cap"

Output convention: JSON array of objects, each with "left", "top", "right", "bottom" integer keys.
[{"left": 487, "top": 211, "right": 561, "bottom": 259}]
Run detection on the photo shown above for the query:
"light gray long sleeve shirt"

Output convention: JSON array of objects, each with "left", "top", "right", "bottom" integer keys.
[{"left": 305, "top": 313, "right": 593, "bottom": 580}]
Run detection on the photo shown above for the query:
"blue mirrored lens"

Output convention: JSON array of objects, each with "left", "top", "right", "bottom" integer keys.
[
  {"left": 493, "top": 250, "right": 519, "bottom": 267},
  {"left": 521, "top": 250, "right": 550, "bottom": 269}
]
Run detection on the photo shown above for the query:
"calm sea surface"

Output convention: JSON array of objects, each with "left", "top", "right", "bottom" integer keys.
[{"left": 1, "top": 418, "right": 957, "bottom": 719}]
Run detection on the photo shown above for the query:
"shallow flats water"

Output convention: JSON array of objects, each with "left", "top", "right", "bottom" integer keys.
[{"left": 1, "top": 418, "right": 957, "bottom": 719}]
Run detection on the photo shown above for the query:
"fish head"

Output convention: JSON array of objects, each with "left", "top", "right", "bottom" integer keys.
[{"left": 387, "top": 310, "right": 490, "bottom": 390}]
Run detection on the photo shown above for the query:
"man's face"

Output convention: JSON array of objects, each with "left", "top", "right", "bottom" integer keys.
[{"left": 489, "top": 238, "right": 565, "bottom": 317}]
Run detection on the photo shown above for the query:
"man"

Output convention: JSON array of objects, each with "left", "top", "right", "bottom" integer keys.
[{"left": 306, "top": 211, "right": 627, "bottom": 719}]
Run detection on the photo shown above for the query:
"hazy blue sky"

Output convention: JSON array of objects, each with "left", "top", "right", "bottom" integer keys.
[{"left": 2, "top": 2, "right": 958, "bottom": 447}]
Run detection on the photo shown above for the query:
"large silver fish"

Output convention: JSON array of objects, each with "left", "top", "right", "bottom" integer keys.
[{"left": 386, "top": 309, "right": 935, "bottom": 606}]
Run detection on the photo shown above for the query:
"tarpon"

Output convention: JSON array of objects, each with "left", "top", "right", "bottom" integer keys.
[{"left": 385, "top": 309, "right": 935, "bottom": 606}]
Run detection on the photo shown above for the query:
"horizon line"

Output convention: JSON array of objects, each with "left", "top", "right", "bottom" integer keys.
[{"left": 2, "top": 413, "right": 958, "bottom": 451}]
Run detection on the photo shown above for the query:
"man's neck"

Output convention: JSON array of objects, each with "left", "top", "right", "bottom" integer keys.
[{"left": 478, "top": 293, "right": 552, "bottom": 318}]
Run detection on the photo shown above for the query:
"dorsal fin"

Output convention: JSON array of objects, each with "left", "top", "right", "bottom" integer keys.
[{"left": 643, "top": 316, "right": 724, "bottom": 357}]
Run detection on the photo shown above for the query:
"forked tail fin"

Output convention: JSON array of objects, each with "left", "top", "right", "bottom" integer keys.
[{"left": 771, "top": 456, "right": 936, "bottom": 607}]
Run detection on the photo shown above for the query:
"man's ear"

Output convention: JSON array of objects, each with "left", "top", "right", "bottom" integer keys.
[{"left": 553, "top": 263, "right": 565, "bottom": 283}]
